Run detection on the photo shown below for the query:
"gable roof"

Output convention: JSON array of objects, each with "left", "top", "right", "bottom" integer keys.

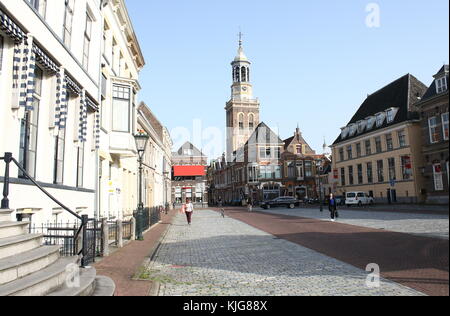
[
  {"left": 245, "top": 122, "right": 284, "bottom": 147},
  {"left": 333, "top": 74, "right": 428, "bottom": 145},
  {"left": 283, "top": 133, "right": 316, "bottom": 154},
  {"left": 172, "top": 142, "right": 205, "bottom": 157},
  {"left": 420, "top": 65, "right": 449, "bottom": 102}
]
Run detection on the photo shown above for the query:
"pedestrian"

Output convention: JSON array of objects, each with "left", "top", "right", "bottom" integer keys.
[
  {"left": 247, "top": 197, "right": 253, "bottom": 212},
  {"left": 218, "top": 197, "right": 225, "bottom": 218},
  {"left": 185, "top": 198, "right": 194, "bottom": 225},
  {"left": 328, "top": 193, "right": 338, "bottom": 222}
]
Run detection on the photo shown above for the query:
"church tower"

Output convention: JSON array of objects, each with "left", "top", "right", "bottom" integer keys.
[{"left": 226, "top": 35, "right": 260, "bottom": 160}]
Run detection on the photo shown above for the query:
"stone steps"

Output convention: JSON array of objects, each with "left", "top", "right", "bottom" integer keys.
[
  {"left": 0, "top": 256, "right": 79, "bottom": 296},
  {"left": 47, "top": 266, "right": 97, "bottom": 297},
  {"left": 0, "top": 245, "right": 60, "bottom": 285},
  {"left": 0, "top": 211, "right": 115, "bottom": 296},
  {"left": 0, "top": 234, "right": 43, "bottom": 260},
  {"left": 0, "top": 222, "right": 30, "bottom": 239}
]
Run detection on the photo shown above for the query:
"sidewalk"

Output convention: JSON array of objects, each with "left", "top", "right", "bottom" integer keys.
[{"left": 93, "top": 209, "right": 176, "bottom": 296}]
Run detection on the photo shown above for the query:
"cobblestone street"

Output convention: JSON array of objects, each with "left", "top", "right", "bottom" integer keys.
[{"left": 144, "top": 210, "right": 423, "bottom": 296}]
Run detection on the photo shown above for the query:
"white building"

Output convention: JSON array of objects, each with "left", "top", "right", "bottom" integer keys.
[
  {"left": 137, "top": 103, "right": 173, "bottom": 209},
  {"left": 97, "top": 0, "right": 145, "bottom": 220},
  {"left": 0, "top": 0, "right": 103, "bottom": 224}
]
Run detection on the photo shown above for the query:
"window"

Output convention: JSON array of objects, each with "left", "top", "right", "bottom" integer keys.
[
  {"left": 367, "top": 162, "right": 373, "bottom": 184},
  {"left": 296, "top": 161, "right": 304, "bottom": 179},
  {"left": 83, "top": 13, "right": 93, "bottom": 70},
  {"left": 304, "top": 161, "right": 313, "bottom": 177},
  {"left": 340, "top": 168, "right": 346, "bottom": 186},
  {"left": 365, "top": 140, "right": 372, "bottom": 156},
  {"left": 376, "top": 113, "right": 385, "bottom": 127},
  {"left": 0, "top": 35, "right": 4, "bottom": 72},
  {"left": 356, "top": 143, "right": 362, "bottom": 158},
  {"left": 347, "top": 145, "right": 353, "bottom": 160},
  {"left": 357, "top": 164, "right": 363, "bottom": 184},
  {"left": 388, "top": 158, "right": 396, "bottom": 181},
  {"left": 398, "top": 130, "right": 407, "bottom": 147},
  {"left": 428, "top": 117, "right": 440, "bottom": 144},
  {"left": 239, "top": 113, "right": 244, "bottom": 131},
  {"left": 112, "top": 85, "right": 130, "bottom": 132},
  {"left": 377, "top": 160, "right": 384, "bottom": 183},
  {"left": 401, "top": 156, "right": 412, "bottom": 180},
  {"left": 436, "top": 77, "right": 448, "bottom": 94},
  {"left": 249, "top": 114, "right": 254, "bottom": 130},
  {"left": 63, "top": 0, "right": 75, "bottom": 48},
  {"left": 375, "top": 136, "right": 382, "bottom": 153},
  {"left": 54, "top": 127, "right": 66, "bottom": 184},
  {"left": 348, "top": 166, "right": 354, "bottom": 185},
  {"left": 442, "top": 113, "right": 449, "bottom": 141},
  {"left": 339, "top": 148, "right": 344, "bottom": 161},
  {"left": 274, "top": 165, "right": 282, "bottom": 179},
  {"left": 386, "top": 109, "right": 395, "bottom": 123},
  {"left": 28, "top": 0, "right": 47, "bottom": 17},
  {"left": 287, "top": 162, "right": 295, "bottom": 178},
  {"left": 433, "top": 164, "right": 444, "bottom": 191},
  {"left": 77, "top": 143, "right": 85, "bottom": 188},
  {"left": 386, "top": 134, "right": 394, "bottom": 151},
  {"left": 19, "top": 66, "right": 43, "bottom": 179}
]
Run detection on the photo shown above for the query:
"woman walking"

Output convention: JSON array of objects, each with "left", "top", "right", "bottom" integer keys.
[
  {"left": 185, "top": 198, "right": 194, "bottom": 225},
  {"left": 328, "top": 194, "right": 338, "bottom": 222}
]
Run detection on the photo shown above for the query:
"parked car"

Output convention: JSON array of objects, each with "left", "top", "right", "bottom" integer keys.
[
  {"left": 345, "top": 192, "right": 374, "bottom": 207},
  {"left": 260, "top": 197, "right": 300, "bottom": 209},
  {"left": 334, "top": 196, "right": 346, "bottom": 206}
]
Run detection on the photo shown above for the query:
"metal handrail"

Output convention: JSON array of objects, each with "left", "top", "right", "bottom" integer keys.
[{"left": 1, "top": 152, "right": 88, "bottom": 266}]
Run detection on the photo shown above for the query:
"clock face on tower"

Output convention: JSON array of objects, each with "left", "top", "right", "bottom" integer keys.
[{"left": 242, "top": 86, "right": 247, "bottom": 92}]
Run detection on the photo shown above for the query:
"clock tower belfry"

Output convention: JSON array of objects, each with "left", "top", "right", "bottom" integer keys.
[{"left": 226, "top": 35, "right": 260, "bottom": 160}]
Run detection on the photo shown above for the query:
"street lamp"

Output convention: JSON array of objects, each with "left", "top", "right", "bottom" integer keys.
[
  {"left": 134, "top": 131, "right": 149, "bottom": 240},
  {"left": 316, "top": 159, "right": 324, "bottom": 212}
]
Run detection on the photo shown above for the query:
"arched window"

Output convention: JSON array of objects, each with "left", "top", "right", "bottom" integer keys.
[
  {"left": 234, "top": 67, "right": 240, "bottom": 82},
  {"left": 239, "top": 113, "right": 244, "bottom": 131},
  {"left": 249, "top": 113, "right": 254, "bottom": 130},
  {"left": 241, "top": 67, "right": 247, "bottom": 82},
  {"left": 247, "top": 67, "right": 250, "bottom": 82}
]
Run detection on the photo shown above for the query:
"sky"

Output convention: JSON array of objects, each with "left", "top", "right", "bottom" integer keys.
[{"left": 126, "top": 0, "right": 449, "bottom": 160}]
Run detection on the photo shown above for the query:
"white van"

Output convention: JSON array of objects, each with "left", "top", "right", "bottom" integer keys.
[{"left": 346, "top": 192, "right": 374, "bottom": 206}]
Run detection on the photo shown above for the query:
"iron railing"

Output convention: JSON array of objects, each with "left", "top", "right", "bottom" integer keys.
[
  {"left": 135, "top": 206, "right": 162, "bottom": 238},
  {"left": 108, "top": 221, "right": 118, "bottom": 246},
  {"left": 1, "top": 152, "right": 95, "bottom": 267},
  {"left": 122, "top": 221, "right": 132, "bottom": 240}
]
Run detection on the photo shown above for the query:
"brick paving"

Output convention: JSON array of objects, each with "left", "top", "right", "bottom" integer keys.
[
  {"left": 222, "top": 207, "right": 449, "bottom": 296},
  {"left": 143, "top": 210, "right": 427, "bottom": 296},
  {"left": 93, "top": 209, "right": 176, "bottom": 296},
  {"left": 261, "top": 207, "right": 449, "bottom": 240}
]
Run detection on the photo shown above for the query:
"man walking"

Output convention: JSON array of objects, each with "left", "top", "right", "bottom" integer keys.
[{"left": 328, "top": 193, "right": 338, "bottom": 222}]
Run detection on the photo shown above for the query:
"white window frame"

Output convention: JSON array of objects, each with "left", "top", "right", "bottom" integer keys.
[
  {"left": 436, "top": 77, "right": 448, "bottom": 94},
  {"left": 442, "top": 112, "right": 449, "bottom": 141},
  {"left": 433, "top": 163, "right": 444, "bottom": 191},
  {"left": 428, "top": 116, "right": 439, "bottom": 144}
]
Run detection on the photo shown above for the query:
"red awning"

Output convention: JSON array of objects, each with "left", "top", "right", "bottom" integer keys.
[{"left": 173, "top": 166, "right": 206, "bottom": 177}]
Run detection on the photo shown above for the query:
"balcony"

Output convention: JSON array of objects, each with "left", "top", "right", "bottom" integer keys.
[{"left": 109, "top": 132, "right": 137, "bottom": 157}]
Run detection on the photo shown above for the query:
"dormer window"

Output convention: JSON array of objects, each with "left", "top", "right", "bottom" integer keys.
[
  {"left": 366, "top": 116, "right": 376, "bottom": 130},
  {"left": 341, "top": 127, "right": 349, "bottom": 139},
  {"left": 376, "top": 113, "right": 385, "bottom": 127},
  {"left": 357, "top": 120, "right": 366, "bottom": 134},
  {"left": 436, "top": 76, "right": 448, "bottom": 94},
  {"left": 349, "top": 124, "right": 357, "bottom": 137}
]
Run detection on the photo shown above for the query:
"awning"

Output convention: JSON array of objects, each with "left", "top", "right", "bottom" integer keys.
[
  {"left": 173, "top": 166, "right": 206, "bottom": 177},
  {"left": 0, "top": 8, "right": 27, "bottom": 43}
]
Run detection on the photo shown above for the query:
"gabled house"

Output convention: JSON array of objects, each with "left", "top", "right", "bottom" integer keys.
[{"left": 416, "top": 65, "right": 449, "bottom": 204}]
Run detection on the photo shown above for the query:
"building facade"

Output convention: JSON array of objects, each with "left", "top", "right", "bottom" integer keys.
[
  {"left": 0, "top": 0, "right": 103, "bottom": 224},
  {"left": 331, "top": 74, "right": 428, "bottom": 204},
  {"left": 171, "top": 142, "right": 208, "bottom": 205},
  {"left": 97, "top": 0, "right": 145, "bottom": 220},
  {"left": 137, "top": 102, "right": 173, "bottom": 209},
  {"left": 416, "top": 65, "right": 449, "bottom": 204}
]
